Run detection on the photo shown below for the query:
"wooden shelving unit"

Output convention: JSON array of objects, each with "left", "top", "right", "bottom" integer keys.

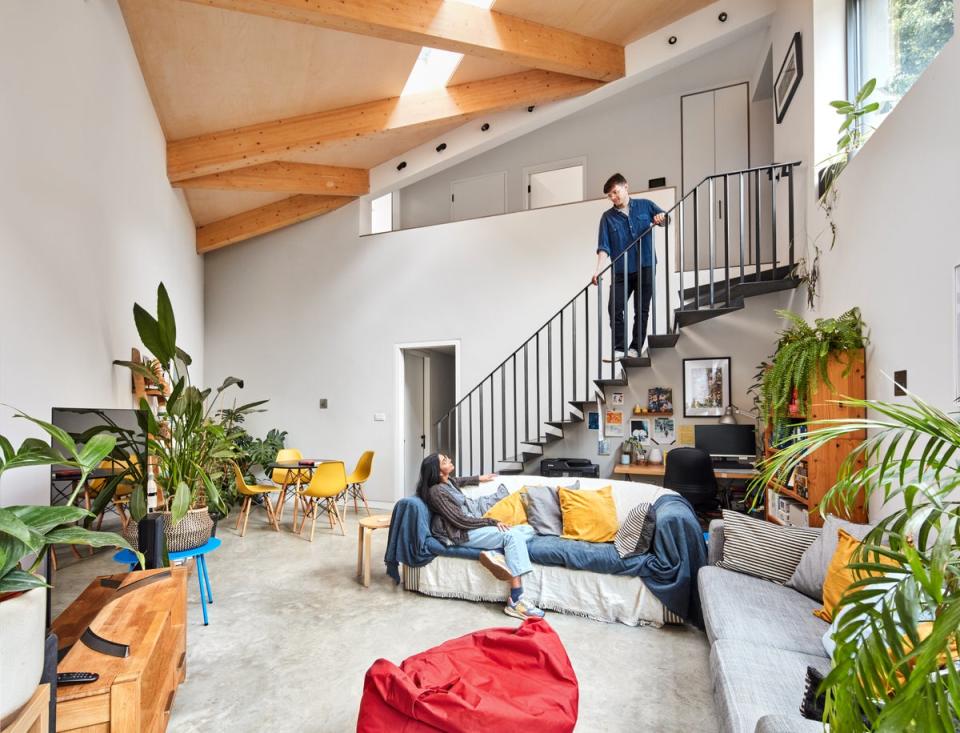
[{"left": 764, "top": 349, "right": 867, "bottom": 528}]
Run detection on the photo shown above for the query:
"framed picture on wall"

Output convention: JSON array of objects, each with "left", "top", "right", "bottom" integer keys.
[
  {"left": 775, "top": 32, "right": 803, "bottom": 124},
  {"left": 630, "top": 418, "right": 651, "bottom": 444},
  {"left": 605, "top": 410, "right": 625, "bottom": 437},
  {"left": 683, "top": 357, "right": 732, "bottom": 417}
]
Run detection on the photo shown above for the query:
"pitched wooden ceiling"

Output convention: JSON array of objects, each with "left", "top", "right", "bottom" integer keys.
[{"left": 118, "top": 0, "right": 712, "bottom": 253}]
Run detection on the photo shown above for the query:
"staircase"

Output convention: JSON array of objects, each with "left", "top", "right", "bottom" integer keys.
[{"left": 434, "top": 162, "right": 802, "bottom": 474}]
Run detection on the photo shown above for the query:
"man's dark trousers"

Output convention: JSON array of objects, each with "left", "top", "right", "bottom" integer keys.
[{"left": 608, "top": 267, "right": 653, "bottom": 353}]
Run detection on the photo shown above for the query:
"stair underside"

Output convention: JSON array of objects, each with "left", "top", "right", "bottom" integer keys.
[
  {"left": 680, "top": 265, "right": 797, "bottom": 301},
  {"left": 674, "top": 300, "right": 744, "bottom": 327}
]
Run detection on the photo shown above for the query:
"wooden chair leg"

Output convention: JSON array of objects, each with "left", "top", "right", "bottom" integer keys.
[
  {"left": 292, "top": 491, "right": 299, "bottom": 532},
  {"left": 358, "top": 483, "right": 371, "bottom": 517},
  {"left": 356, "top": 524, "right": 364, "bottom": 578},
  {"left": 310, "top": 502, "right": 318, "bottom": 542},
  {"left": 332, "top": 499, "right": 346, "bottom": 537},
  {"left": 241, "top": 497, "right": 253, "bottom": 536},
  {"left": 235, "top": 498, "right": 246, "bottom": 530},
  {"left": 265, "top": 495, "right": 280, "bottom": 531}
]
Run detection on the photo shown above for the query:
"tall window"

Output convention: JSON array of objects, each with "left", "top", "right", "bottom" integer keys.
[{"left": 847, "top": 0, "right": 954, "bottom": 127}]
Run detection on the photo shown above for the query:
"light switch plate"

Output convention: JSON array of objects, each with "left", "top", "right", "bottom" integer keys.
[
  {"left": 318, "top": 398, "right": 328, "bottom": 409},
  {"left": 374, "top": 413, "right": 386, "bottom": 422}
]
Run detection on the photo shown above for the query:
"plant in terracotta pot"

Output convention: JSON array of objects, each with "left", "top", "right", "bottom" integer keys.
[
  {"left": 0, "top": 412, "right": 142, "bottom": 723},
  {"left": 112, "top": 284, "right": 244, "bottom": 551}
]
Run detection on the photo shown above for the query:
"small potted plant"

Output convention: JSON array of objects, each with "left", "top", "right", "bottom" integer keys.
[
  {"left": 0, "top": 412, "right": 142, "bottom": 722},
  {"left": 624, "top": 435, "right": 647, "bottom": 465}
]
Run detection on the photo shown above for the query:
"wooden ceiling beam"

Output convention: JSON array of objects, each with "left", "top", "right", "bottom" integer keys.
[
  {"left": 196, "top": 194, "right": 354, "bottom": 253},
  {"left": 168, "top": 70, "right": 601, "bottom": 182},
  {"left": 177, "top": 0, "right": 624, "bottom": 82},
  {"left": 175, "top": 161, "right": 368, "bottom": 196}
]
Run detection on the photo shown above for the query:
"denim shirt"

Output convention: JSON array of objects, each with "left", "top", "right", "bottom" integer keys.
[{"left": 597, "top": 198, "right": 665, "bottom": 274}]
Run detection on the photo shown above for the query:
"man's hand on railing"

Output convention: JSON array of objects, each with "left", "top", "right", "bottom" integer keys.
[{"left": 653, "top": 213, "right": 667, "bottom": 226}]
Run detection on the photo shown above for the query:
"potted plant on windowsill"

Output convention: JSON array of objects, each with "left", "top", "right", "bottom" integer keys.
[
  {"left": 0, "top": 413, "right": 142, "bottom": 724},
  {"left": 111, "top": 283, "right": 244, "bottom": 551}
]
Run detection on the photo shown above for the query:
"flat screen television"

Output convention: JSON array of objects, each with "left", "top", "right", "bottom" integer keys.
[{"left": 694, "top": 424, "right": 757, "bottom": 461}]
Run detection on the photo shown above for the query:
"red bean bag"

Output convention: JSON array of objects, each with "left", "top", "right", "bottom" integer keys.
[{"left": 357, "top": 617, "right": 579, "bottom": 733}]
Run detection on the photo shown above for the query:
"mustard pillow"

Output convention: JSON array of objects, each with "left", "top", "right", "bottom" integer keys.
[
  {"left": 483, "top": 489, "right": 528, "bottom": 526},
  {"left": 815, "top": 528, "right": 899, "bottom": 622},
  {"left": 558, "top": 486, "right": 618, "bottom": 543}
]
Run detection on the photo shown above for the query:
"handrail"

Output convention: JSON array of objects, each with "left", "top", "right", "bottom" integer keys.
[{"left": 435, "top": 161, "right": 802, "bottom": 465}]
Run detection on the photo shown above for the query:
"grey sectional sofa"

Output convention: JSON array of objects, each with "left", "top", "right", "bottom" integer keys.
[{"left": 700, "top": 520, "right": 830, "bottom": 733}]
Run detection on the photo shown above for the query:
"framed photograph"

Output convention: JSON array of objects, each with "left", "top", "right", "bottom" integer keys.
[
  {"left": 647, "top": 387, "right": 673, "bottom": 413},
  {"left": 653, "top": 417, "right": 676, "bottom": 445},
  {"left": 588, "top": 411, "right": 600, "bottom": 430},
  {"left": 775, "top": 32, "right": 803, "bottom": 124},
  {"left": 683, "top": 357, "right": 732, "bottom": 417},
  {"left": 677, "top": 423, "right": 695, "bottom": 446},
  {"left": 597, "top": 439, "right": 610, "bottom": 456},
  {"left": 630, "top": 418, "right": 651, "bottom": 444},
  {"left": 611, "top": 392, "right": 624, "bottom": 405},
  {"left": 605, "top": 410, "right": 624, "bottom": 437}
]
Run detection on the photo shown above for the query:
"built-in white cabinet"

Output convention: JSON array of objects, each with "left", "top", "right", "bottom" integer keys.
[{"left": 450, "top": 171, "right": 507, "bottom": 222}]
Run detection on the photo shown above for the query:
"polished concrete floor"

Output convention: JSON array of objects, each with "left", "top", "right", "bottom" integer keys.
[{"left": 52, "top": 508, "right": 718, "bottom": 732}]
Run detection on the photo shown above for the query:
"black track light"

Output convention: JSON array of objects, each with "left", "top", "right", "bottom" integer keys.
[
  {"left": 481, "top": 123, "right": 490, "bottom": 131},
  {"left": 668, "top": 35, "right": 678, "bottom": 45},
  {"left": 718, "top": 11, "right": 728, "bottom": 22},
  {"left": 396, "top": 161, "right": 407, "bottom": 171},
  {"left": 436, "top": 143, "right": 447, "bottom": 153},
  {"left": 527, "top": 105, "right": 536, "bottom": 112}
]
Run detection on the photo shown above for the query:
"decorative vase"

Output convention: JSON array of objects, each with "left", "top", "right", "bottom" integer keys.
[
  {"left": 633, "top": 452, "right": 647, "bottom": 466},
  {"left": 0, "top": 587, "right": 45, "bottom": 723},
  {"left": 620, "top": 452, "right": 631, "bottom": 465},
  {"left": 647, "top": 448, "right": 664, "bottom": 465},
  {"left": 122, "top": 507, "right": 213, "bottom": 552}
]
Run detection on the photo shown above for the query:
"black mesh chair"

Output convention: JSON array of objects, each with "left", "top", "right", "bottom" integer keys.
[{"left": 663, "top": 447, "right": 718, "bottom": 510}]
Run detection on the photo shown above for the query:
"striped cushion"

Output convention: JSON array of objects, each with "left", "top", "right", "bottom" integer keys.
[
  {"left": 717, "top": 510, "right": 820, "bottom": 585},
  {"left": 614, "top": 503, "right": 656, "bottom": 558}
]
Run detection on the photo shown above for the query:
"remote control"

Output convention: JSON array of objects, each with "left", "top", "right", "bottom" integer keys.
[{"left": 57, "top": 672, "right": 99, "bottom": 685}]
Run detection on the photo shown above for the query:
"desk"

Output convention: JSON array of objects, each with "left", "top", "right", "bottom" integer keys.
[{"left": 613, "top": 464, "right": 759, "bottom": 480}]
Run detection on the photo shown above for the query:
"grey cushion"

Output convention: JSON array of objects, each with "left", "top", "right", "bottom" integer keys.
[
  {"left": 708, "top": 518, "right": 726, "bottom": 566},
  {"left": 711, "top": 639, "right": 831, "bottom": 733},
  {"left": 717, "top": 510, "right": 820, "bottom": 585},
  {"left": 614, "top": 502, "right": 656, "bottom": 558},
  {"left": 699, "top": 566, "right": 829, "bottom": 658},
  {"left": 787, "top": 515, "right": 873, "bottom": 602},
  {"left": 754, "top": 714, "right": 825, "bottom": 733},
  {"left": 520, "top": 481, "right": 579, "bottom": 536}
]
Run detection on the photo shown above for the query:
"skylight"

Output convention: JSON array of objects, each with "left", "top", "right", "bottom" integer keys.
[{"left": 399, "top": 0, "right": 496, "bottom": 97}]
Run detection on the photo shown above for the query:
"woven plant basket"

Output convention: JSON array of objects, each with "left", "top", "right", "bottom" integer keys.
[{"left": 122, "top": 507, "right": 213, "bottom": 552}]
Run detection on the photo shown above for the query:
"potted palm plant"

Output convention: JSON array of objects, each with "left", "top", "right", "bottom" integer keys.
[
  {"left": 0, "top": 412, "right": 142, "bottom": 723},
  {"left": 753, "top": 389, "right": 960, "bottom": 730},
  {"left": 112, "top": 283, "right": 244, "bottom": 551}
]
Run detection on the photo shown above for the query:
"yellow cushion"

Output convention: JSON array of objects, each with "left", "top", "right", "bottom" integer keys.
[
  {"left": 558, "top": 486, "right": 618, "bottom": 543},
  {"left": 815, "top": 528, "right": 899, "bottom": 622},
  {"left": 483, "top": 489, "right": 528, "bottom": 526}
]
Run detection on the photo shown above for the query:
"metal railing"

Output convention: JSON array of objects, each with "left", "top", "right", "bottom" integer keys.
[{"left": 435, "top": 162, "right": 801, "bottom": 473}]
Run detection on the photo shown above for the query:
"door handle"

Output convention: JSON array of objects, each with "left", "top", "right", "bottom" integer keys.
[
  {"left": 420, "top": 435, "right": 426, "bottom": 449},
  {"left": 717, "top": 199, "right": 722, "bottom": 220}
]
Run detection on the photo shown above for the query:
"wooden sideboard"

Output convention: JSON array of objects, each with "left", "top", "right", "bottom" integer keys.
[{"left": 51, "top": 567, "right": 187, "bottom": 733}]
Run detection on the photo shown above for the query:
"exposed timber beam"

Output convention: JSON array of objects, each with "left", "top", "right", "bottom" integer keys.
[
  {"left": 168, "top": 70, "right": 601, "bottom": 182},
  {"left": 175, "top": 161, "right": 368, "bottom": 196},
  {"left": 196, "top": 195, "right": 354, "bottom": 253},
  {"left": 178, "top": 0, "right": 624, "bottom": 82}
]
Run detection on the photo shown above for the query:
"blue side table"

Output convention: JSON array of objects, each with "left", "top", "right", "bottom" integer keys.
[{"left": 114, "top": 537, "right": 221, "bottom": 626}]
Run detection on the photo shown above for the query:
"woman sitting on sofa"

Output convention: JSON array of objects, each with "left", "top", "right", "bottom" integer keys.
[{"left": 416, "top": 453, "right": 544, "bottom": 620}]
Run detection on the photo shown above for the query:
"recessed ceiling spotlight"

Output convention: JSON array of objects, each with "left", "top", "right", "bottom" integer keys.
[
  {"left": 668, "top": 35, "right": 678, "bottom": 45},
  {"left": 527, "top": 105, "right": 536, "bottom": 112},
  {"left": 436, "top": 143, "right": 447, "bottom": 153},
  {"left": 396, "top": 161, "right": 407, "bottom": 171},
  {"left": 481, "top": 122, "right": 490, "bottom": 131},
  {"left": 718, "top": 11, "right": 728, "bottom": 22}
]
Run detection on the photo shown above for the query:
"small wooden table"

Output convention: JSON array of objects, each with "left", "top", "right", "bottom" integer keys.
[
  {"left": 356, "top": 514, "right": 391, "bottom": 587},
  {"left": 613, "top": 463, "right": 759, "bottom": 480}
]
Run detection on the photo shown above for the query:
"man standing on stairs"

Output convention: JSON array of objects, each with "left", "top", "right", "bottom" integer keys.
[{"left": 592, "top": 173, "right": 667, "bottom": 359}]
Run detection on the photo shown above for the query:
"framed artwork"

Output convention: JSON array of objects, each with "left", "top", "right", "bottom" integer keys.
[
  {"left": 588, "top": 411, "right": 600, "bottom": 430},
  {"left": 630, "top": 418, "right": 651, "bottom": 444},
  {"left": 653, "top": 417, "right": 676, "bottom": 445},
  {"left": 611, "top": 392, "right": 624, "bottom": 405},
  {"left": 648, "top": 387, "right": 673, "bottom": 413},
  {"left": 605, "top": 410, "right": 624, "bottom": 437},
  {"left": 677, "top": 424, "right": 695, "bottom": 446},
  {"left": 597, "top": 439, "right": 610, "bottom": 456},
  {"left": 683, "top": 357, "right": 732, "bottom": 417},
  {"left": 775, "top": 32, "right": 803, "bottom": 124}
]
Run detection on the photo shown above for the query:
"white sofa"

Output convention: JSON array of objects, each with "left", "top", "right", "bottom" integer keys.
[{"left": 402, "top": 475, "right": 683, "bottom": 627}]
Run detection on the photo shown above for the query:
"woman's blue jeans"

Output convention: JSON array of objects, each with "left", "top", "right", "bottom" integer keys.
[{"left": 465, "top": 524, "right": 536, "bottom": 577}]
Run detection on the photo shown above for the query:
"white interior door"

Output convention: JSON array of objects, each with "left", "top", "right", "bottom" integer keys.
[
  {"left": 451, "top": 171, "right": 507, "bottom": 222},
  {"left": 403, "top": 352, "right": 426, "bottom": 493},
  {"left": 528, "top": 165, "right": 584, "bottom": 209},
  {"left": 681, "top": 89, "right": 716, "bottom": 271}
]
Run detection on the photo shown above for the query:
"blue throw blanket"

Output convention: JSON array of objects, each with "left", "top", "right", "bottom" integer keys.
[{"left": 384, "top": 493, "right": 707, "bottom": 626}]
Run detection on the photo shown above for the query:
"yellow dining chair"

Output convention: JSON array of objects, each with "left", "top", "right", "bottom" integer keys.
[
  {"left": 294, "top": 461, "right": 347, "bottom": 541},
  {"left": 232, "top": 462, "right": 281, "bottom": 536},
  {"left": 341, "top": 451, "right": 374, "bottom": 517},
  {"left": 272, "top": 448, "right": 311, "bottom": 522}
]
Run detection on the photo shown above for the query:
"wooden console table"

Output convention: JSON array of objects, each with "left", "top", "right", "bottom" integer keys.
[{"left": 51, "top": 567, "right": 187, "bottom": 733}]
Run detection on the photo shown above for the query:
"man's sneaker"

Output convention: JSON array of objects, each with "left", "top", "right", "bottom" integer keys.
[
  {"left": 504, "top": 595, "right": 546, "bottom": 620},
  {"left": 626, "top": 348, "right": 640, "bottom": 358},
  {"left": 479, "top": 551, "right": 513, "bottom": 581},
  {"left": 604, "top": 350, "right": 626, "bottom": 363}
]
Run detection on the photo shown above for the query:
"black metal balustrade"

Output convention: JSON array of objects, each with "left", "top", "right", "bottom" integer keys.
[{"left": 434, "top": 162, "right": 801, "bottom": 474}]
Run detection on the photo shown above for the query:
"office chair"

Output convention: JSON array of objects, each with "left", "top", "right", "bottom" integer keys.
[{"left": 663, "top": 447, "right": 719, "bottom": 511}]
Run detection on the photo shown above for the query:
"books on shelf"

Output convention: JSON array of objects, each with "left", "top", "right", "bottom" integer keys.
[{"left": 767, "top": 487, "right": 810, "bottom": 527}]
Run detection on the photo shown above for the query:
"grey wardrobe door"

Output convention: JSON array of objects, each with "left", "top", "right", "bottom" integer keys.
[{"left": 713, "top": 84, "right": 750, "bottom": 269}]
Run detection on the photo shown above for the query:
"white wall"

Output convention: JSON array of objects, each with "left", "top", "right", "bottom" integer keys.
[
  {"left": 398, "top": 30, "right": 775, "bottom": 230},
  {"left": 0, "top": 1, "right": 203, "bottom": 507}
]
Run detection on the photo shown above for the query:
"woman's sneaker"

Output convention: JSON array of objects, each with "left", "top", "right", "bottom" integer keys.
[
  {"left": 504, "top": 595, "right": 546, "bottom": 620},
  {"left": 479, "top": 551, "right": 514, "bottom": 581}
]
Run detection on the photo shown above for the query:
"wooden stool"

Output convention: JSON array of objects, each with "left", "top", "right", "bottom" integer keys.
[{"left": 356, "top": 514, "right": 391, "bottom": 587}]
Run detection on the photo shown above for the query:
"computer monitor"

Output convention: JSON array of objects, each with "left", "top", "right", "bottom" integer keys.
[{"left": 694, "top": 424, "right": 757, "bottom": 461}]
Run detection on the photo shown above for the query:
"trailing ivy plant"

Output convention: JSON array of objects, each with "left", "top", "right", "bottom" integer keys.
[
  {"left": 759, "top": 308, "right": 867, "bottom": 423},
  {"left": 751, "top": 390, "right": 960, "bottom": 731}
]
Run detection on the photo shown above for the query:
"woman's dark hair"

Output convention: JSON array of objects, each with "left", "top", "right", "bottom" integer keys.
[{"left": 416, "top": 453, "right": 441, "bottom": 499}]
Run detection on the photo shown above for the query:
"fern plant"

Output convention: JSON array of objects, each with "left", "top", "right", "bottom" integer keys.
[
  {"left": 752, "top": 391, "right": 960, "bottom": 731},
  {"left": 759, "top": 308, "right": 868, "bottom": 423}
]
